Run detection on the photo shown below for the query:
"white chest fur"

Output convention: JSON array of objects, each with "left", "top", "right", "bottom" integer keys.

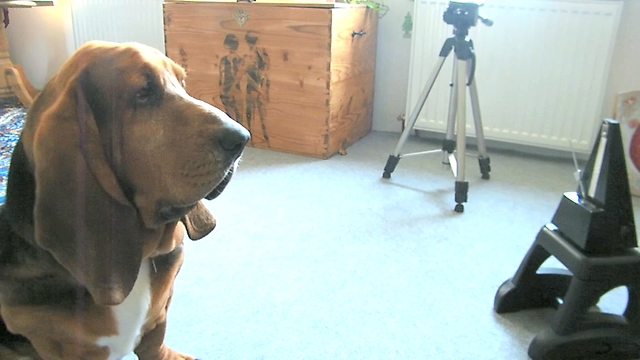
[{"left": 96, "top": 260, "right": 152, "bottom": 360}]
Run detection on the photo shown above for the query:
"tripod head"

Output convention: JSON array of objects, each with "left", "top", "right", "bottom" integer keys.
[{"left": 443, "top": 0, "right": 493, "bottom": 37}]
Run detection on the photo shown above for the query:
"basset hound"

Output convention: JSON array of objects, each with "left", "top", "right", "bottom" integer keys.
[{"left": 0, "top": 41, "right": 250, "bottom": 359}]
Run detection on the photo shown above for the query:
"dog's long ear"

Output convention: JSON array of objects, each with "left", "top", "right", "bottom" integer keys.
[
  {"left": 181, "top": 201, "right": 216, "bottom": 240},
  {"left": 23, "top": 64, "right": 146, "bottom": 306},
  {"left": 4, "top": 139, "right": 36, "bottom": 242}
]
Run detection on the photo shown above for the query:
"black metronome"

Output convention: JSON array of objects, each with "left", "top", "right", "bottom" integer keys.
[
  {"left": 494, "top": 119, "right": 640, "bottom": 360},
  {"left": 552, "top": 119, "right": 636, "bottom": 254}
]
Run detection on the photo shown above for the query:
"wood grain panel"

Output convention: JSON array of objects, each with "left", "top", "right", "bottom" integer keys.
[
  {"left": 164, "top": 3, "right": 376, "bottom": 158},
  {"left": 327, "top": 7, "right": 377, "bottom": 155}
]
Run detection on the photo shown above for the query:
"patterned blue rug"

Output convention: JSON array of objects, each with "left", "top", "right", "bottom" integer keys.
[{"left": 0, "top": 105, "right": 26, "bottom": 205}]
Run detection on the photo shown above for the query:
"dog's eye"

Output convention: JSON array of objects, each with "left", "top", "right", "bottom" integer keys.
[
  {"left": 136, "top": 84, "right": 152, "bottom": 103},
  {"left": 137, "top": 87, "right": 151, "bottom": 102}
]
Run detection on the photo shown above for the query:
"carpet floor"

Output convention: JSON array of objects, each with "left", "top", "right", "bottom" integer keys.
[
  {"left": 163, "top": 131, "right": 640, "bottom": 360},
  {"left": 0, "top": 105, "right": 25, "bottom": 205}
]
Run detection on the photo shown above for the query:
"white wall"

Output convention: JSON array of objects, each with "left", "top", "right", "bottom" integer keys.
[
  {"left": 603, "top": 0, "right": 640, "bottom": 119},
  {"left": 4, "top": 0, "right": 640, "bottom": 133},
  {"left": 371, "top": 0, "right": 415, "bottom": 133},
  {"left": 4, "top": 0, "right": 74, "bottom": 90}
]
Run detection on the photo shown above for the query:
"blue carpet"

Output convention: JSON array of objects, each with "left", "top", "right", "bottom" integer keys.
[{"left": 0, "top": 105, "right": 26, "bottom": 205}]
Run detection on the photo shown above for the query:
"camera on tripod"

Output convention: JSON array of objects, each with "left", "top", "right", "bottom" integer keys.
[{"left": 443, "top": 1, "right": 491, "bottom": 29}]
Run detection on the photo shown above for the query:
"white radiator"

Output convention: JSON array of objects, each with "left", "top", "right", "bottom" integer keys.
[
  {"left": 407, "top": 0, "right": 623, "bottom": 153},
  {"left": 70, "top": 0, "right": 165, "bottom": 53}
]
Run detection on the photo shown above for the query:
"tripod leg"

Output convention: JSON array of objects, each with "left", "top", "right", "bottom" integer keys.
[
  {"left": 442, "top": 59, "right": 458, "bottom": 165},
  {"left": 383, "top": 56, "right": 449, "bottom": 179},
  {"left": 467, "top": 60, "right": 491, "bottom": 180},
  {"left": 453, "top": 58, "right": 468, "bottom": 213}
]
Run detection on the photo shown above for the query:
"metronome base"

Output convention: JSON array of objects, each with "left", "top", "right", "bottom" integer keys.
[{"left": 494, "top": 225, "right": 640, "bottom": 360}]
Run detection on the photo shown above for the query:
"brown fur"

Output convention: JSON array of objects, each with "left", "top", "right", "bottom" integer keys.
[{"left": 0, "top": 41, "right": 249, "bottom": 360}]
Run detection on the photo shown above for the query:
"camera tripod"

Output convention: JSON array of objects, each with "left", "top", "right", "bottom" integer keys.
[{"left": 382, "top": 25, "right": 490, "bottom": 213}]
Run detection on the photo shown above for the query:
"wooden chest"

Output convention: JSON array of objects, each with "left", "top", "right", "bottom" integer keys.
[{"left": 163, "top": 1, "right": 378, "bottom": 158}]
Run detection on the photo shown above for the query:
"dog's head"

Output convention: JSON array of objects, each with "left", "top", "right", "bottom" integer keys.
[{"left": 5, "top": 41, "right": 249, "bottom": 305}]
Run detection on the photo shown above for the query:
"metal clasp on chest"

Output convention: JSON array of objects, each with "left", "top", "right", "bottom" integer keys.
[{"left": 233, "top": 9, "right": 249, "bottom": 27}]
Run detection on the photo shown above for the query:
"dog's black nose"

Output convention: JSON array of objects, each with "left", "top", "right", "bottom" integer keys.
[{"left": 216, "top": 124, "right": 250, "bottom": 157}]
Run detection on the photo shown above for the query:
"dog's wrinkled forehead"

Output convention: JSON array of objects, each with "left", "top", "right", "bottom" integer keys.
[
  {"left": 116, "top": 44, "right": 186, "bottom": 87},
  {"left": 77, "top": 42, "right": 185, "bottom": 97},
  {"left": 76, "top": 43, "right": 189, "bottom": 130}
]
